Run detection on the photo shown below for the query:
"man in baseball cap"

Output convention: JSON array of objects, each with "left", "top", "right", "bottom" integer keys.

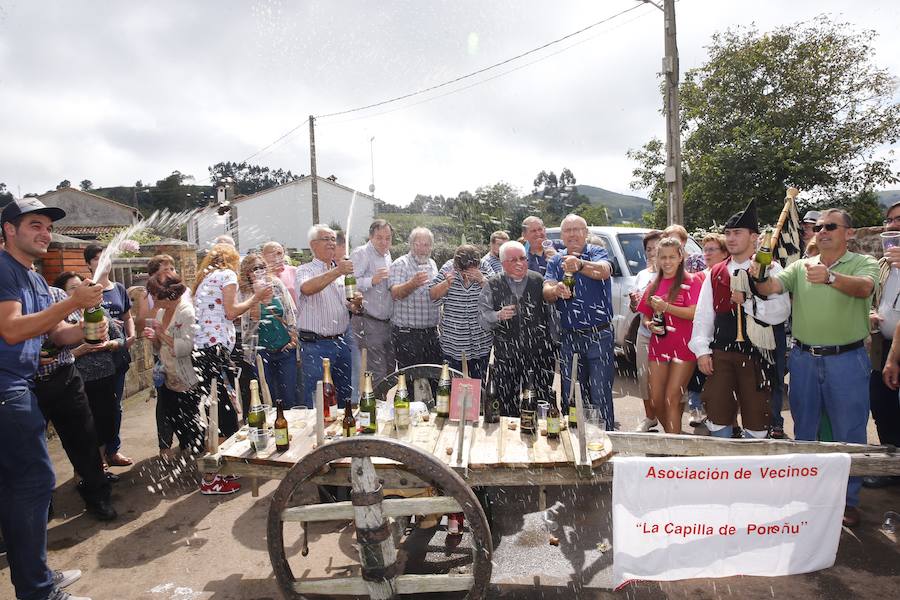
[{"left": 801, "top": 210, "right": 822, "bottom": 254}]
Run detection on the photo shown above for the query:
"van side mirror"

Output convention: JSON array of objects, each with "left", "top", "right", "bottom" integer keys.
[{"left": 609, "top": 257, "right": 623, "bottom": 277}]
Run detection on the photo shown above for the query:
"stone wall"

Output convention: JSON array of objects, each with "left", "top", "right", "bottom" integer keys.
[
  {"left": 125, "top": 337, "right": 155, "bottom": 398},
  {"left": 848, "top": 225, "right": 886, "bottom": 258}
]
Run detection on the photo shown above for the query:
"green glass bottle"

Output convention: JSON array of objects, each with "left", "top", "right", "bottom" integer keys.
[
  {"left": 394, "top": 373, "right": 410, "bottom": 429},
  {"left": 436, "top": 362, "right": 451, "bottom": 418},
  {"left": 83, "top": 305, "right": 105, "bottom": 344},
  {"left": 344, "top": 272, "right": 357, "bottom": 300},
  {"left": 562, "top": 269, "right": 576, "bottom": 299},
  {"left": 359, "top": 371, "right": 377, "bottom": 434}
]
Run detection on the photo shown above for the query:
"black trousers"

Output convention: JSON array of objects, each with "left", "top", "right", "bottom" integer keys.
[
  {"left": 392, "top": 326, "right": 442, "bottom": 370},
  {"left": 157, "top": 384, "right": 203, "bottom": 454},
  {"left": 82, "top": 374, "right": 118, "bottom": 449},
  {"left": 493, "top": 349, "right": 556, "bottom": 417},
  {"left": 871, "top": 343, "right": 900, "bottom": 447},
  {"left": 34, "top": 363, "right": 111, "bottom": 503},
  {"left": 195, "top": 345, "right": 240, "bottom": 438}
]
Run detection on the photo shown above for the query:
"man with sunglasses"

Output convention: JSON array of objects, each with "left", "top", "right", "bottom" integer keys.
[
  {"left": 864, "top": 202, "right": 900, "bottom": 488},
  {"left": 752, "top": 208, "right": 879, "bottom": 528}
]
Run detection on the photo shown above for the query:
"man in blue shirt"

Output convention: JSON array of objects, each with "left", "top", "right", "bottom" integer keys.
[
  {"left": 0, "top": 198, "right": 104, "bottom": 600},
  {"left": 543, "top": 214, "right": 616, "bottom": 429}
]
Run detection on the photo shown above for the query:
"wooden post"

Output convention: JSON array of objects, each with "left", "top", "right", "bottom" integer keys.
[
  {"left": 575, "top": 379, "right": 588, "bottom": 466},
  {"left": 461, "top": 351, "right": 469, "bottom": 378},
  {"left": 256, "top": 353, "right": 273, "bottom": 406},
  {"left": 456, "top": 385, "right": 470, "bottom": 466},
  {"left": 351, "top": 456, "right": 399, "bottom": 599},
  {"left": 309, "top": 116, "right": 320, "bottom": 225},
  {"left": 207, "top": 382, "right": 219, "bottom": 453},
  {"left": 315, "top": 381, "right": 325, "bottom": 447}
]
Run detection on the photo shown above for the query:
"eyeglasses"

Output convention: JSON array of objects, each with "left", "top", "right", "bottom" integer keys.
[
  {"left": 812, "top": 223, "right": 848, "bottom": 233},
  {"left": 503, "top": 256, "right": 528, "bottom": 263},
  {"left": 312, "top": 236, "right": 336, "bottom": 243},
  {"left": 884, "top": 216, "right": 900, "bottom": 226}
]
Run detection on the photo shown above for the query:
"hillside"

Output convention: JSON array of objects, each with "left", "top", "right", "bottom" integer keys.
[
  {"left": 577, "top": 185, "right": 651, "bottom": 223},
  {"left": 877, "top": 190, "right": 900, "bottom": 207}
]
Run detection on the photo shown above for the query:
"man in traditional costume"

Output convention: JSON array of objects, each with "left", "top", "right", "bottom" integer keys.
[{"left": 689, "top": 200, "right": 791, "bottom": 439}]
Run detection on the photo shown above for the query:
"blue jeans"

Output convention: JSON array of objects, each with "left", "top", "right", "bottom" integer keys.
[
  {"left": 788, "top": 345, "right": 870, "bottom": 507},
  {"left": 0, "top": 388, "right": 55, "bottom": 600},
  {"left": 770, "top": 323, "right": 787, "bottom": 429},
  {"left": 106, "top": 368, "right": 127, "bottom": 458},
  {"left": 259, "top": 348, "right": 300, "bottom": 409},
  {"left": 560, "top": 327, "right": 615, "bottom": 430},
  {"left": 300, "top": 337, "right": 353, "bottom": 408},
  {"left": 445, "top": 355, "right": 489, "bottom": 382}
]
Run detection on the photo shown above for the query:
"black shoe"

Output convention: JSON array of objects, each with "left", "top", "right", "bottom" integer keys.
[
  {"left": 105, "top": 470, "right": 120, "bottom": 483},
  {"left": 862, "top": 475, "right": 899, "bottom": 489},
  {"left": 85, "top": 498, "right": 117, "bottom": 521}
]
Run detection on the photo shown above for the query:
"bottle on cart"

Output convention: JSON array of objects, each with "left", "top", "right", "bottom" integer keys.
[
  {"left": 394, "top": 373, "right": 410, "bottom": 429},
  {"left": 568, "top": 385, "right": 578, "bottom": 430},
  {"left": 248, "top": 380, "right": 269, "bottom": 452},
  {"left": 342, "top": 396, "right": 356, "bottom": 438},
  {"left": 547, "top": 393, "right": 561, "bottom": 439},
  {"left": 520, "top": 379, "right": 537, "bottom": 435},
  {"left": 482, "top": 368, "right": 500, "bottom": 424},
  {"left": 322, "top": 358, "right": 336, "bottom": 421},
  {"left": 436, "top": 361, "right": 451, "bottom": 418},
  {"left": 274, "top": 399, "right": 289, "bottom": 452},
  {"left": 359, "top": 371, "right": 377, "bottom": 434}
]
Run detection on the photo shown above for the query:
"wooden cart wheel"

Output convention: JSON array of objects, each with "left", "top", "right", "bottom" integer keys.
[{"left": 267, "top": 436, "right": 493, "bottom": 599}]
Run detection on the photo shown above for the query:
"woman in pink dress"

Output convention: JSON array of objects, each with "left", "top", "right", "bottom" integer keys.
[{"left": 637, "top": 237, "right": 704, "bottom": 433}]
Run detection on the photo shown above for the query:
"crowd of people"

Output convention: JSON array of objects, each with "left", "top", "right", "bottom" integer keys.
[{"left": 3, "top": 191, "right": 900, "bottom": 599}]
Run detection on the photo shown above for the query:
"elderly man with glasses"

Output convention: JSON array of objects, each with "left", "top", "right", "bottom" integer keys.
[
  {"left": 295, "top": 225, "right": 361, "bottom": 408},
  {"left": 752, "top": 208, "right": 879, "bottom": 528},
  {"left": 864, "top": 201, "right": 900, "bottom": 488},
  {"left": 479, "top": 240, "right": 556, "bottom": 416}
]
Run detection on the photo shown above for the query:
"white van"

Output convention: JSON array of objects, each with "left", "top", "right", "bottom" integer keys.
[{"left": 546, "top": 226, "right": 702, "bottom": 364}]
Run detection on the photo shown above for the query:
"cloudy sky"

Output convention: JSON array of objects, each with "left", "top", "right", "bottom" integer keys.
[{"left": 1, "top": 0, "right": 899, "bottom": 206}]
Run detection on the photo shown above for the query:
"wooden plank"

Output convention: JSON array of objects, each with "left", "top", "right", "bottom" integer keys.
[
  {"left": 560, "top": 428, "right": 576, "bottom": 464},
  {"left": 293, "top": 574, "right": 475, "bottom": 595},
  {"left": 499, "top": 417, "right": 535, "bottom": 467},
  {"left": 606, "top": 431, "right": 893, "bottom": 457},
  {"left": 351, "top": 456, "right": 397, "bottom": 599},
  {"left": 531, "top": 429, "right": 569, "bottom": 466},
  {"left": 282, "top": 496, "right": 462, "bottom": 522},
  {"left": 468, "top": 420, "right": 502, "bottom": 469}
]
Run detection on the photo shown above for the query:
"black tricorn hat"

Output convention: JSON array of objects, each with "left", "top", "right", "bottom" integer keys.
[{"left": 724, "top": 199, "right": 759, "bottom": 233}]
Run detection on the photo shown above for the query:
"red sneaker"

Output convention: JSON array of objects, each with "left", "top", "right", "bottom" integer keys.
[{"left": 200, "top": 475, "right": 241, "bottom": 495}]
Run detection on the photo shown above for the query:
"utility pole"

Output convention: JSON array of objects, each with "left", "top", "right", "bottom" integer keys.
[
  {"left": 662, "top": 0, "right": 683, "bottom": 225},
  {"left": 309, "top": 115, "right": 320, "bottom": 224}
]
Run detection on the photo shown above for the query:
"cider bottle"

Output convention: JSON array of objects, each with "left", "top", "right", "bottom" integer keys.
[
  {"left": 274, "top": 399, "right": 289, "bottom": 452},
  {"left": 547, "top": 396, "right": 561, "bottom": 440},
  {"left": 359, "top": 371, "right": 377, "bottom": 434},
  {"left": 394, "top": 373, "right": 410, "bottom": 429},
  {"left": 520, "top": 380, "right": 537, "bottom": 435},
  {"left": 322, "top": 358, "right": 336, "bottom": 421},
  {"left": 436, "top": 361, "right": 451, "bottom": 418},
  {"left": 342, "top": 396, "right": 356, "bottom": 438}
]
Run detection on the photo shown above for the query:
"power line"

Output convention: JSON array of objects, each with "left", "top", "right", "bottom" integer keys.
[{"left": 316, "top": 3, "right": 645, "bottom": 120}]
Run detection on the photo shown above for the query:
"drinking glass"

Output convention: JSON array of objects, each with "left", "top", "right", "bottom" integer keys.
[
  {"left": 584, "top": 408, "right": 607, "bottom": 451},
  {"left": 881, "top": 232, "right": 900, "bottom": 271}
]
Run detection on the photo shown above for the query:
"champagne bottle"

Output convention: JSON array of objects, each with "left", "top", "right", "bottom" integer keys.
[
  {"left": 394, "top": 373, "right": 410, "bottom": 429},
  {"left": 274, "top": 399, "right": 289, "bottom": 452},
  {"left": 83, "top": 305, "right": 105, "bottom": 344},
  {"left": 547, "top": 395, "right": 561, "bottom": 439},
  {"left": 436, "top": 362, "right": 451, "bottom": 418},
  {"left": 520, "top": 379, "right": 537, "bottom": 435},
  {"left": 322, "top": 358, "right": 336, "bottom": 421},
  {"left": 754, "top": 230, "right": 774, "bottom": 282},
  {"left": 482, "top": 369, "right": 500, "bottom": 424},
  {"left": 650, "top": 311, "right": 668, "bottom": 337},
  {"left": 342, "top": 395, "right": 356, "bottom": 438},
  {"left": 359, "top": 371, "right": 377, "bottom": 434},
  {"left": 568, "top": 383, "right": 578, "bottom": 430},
  {"left": 562, "top": 269, "right": 576, "bottom": 299},
  {"left": 248, "top": 380, "right": 269, "bottom": 452},
  {"left": 344, "top": 271, "right": 357, "bottom": 300}
]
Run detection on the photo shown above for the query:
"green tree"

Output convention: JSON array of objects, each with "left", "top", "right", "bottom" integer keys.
[
  {"left": 151, "top": 170, "right": 196, "bottom": 213},
  {"left": 57, "top": 179, "right": 71, "bottom": 189},
  {"left": 575, "top": 203, "right": 609, "bottom": 226},
  {"left": 630, "top": 16, "right": 900, "bottom": 229},
  {"left": 80, "top": 179, "right": 93, "bottom": 191},
  {"left": 0, "top": 183, "right": 14, "bottom": 208},
  {"left": 533, "top": 168, "right": 589, "bottom": 222},
  {"left": 208, "top": 161, "right": 301, "bottom": 196}
]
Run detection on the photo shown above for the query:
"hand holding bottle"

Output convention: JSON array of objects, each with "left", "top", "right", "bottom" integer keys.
[{"left": 72, "top": 280, "right": 103, "bottom": 309}]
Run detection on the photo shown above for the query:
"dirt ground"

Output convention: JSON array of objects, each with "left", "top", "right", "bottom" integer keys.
[{"left": 1, "top": 371, "right": 899, "bottom": 600}]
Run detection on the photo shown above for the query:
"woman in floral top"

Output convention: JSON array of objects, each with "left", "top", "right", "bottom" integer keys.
[
  {"left": 193, "top": 244, "right": 272, "bottom": 495},
  {"left": 238, "top": 254, "right": 299, "bottom": 408}
]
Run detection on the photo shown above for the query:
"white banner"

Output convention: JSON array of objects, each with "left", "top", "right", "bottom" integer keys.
[{"left": 612, "top": 453, "right": 850, "bottom": 588}]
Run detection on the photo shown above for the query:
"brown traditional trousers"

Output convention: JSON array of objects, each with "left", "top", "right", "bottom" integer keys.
[{"left": 701, "top": 349, "right": 771, "bottom": 431}]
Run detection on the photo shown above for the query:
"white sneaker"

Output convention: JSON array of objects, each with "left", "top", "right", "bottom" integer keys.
[
  {"left": 688, "top": 409, "right": 707, "bottom": 427},
  {"left": 53, "top": 570, "right": 82, "bottom": 589},
  {"left": 636, "top": 418, "right": 659, "bottom": 432}
]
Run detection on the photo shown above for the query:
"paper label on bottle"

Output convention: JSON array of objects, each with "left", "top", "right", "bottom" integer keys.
[
  {"left": 436, "top": 393, "right": 450, "bottom": 413},
  {"left": 83, "top": 320, "right": 105, "bottom": 342},
  {"left": 547, "top": 417, "right": 560, "bottom": 434},
  {"left": 521, "top": 410, "right": 536, "bottom": 432},
  {"left": 358, "top": 412, "right": 371, "bottom": 428},
  {"left": 275, "top": 428, "right": 289, "bottom": 447},
  {"left": 394, "top": 407, "right": 410, "bottom": 427}
]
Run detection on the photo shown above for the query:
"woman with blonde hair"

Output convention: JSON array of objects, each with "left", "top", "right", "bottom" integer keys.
[
  {"left": 637, "top": 237, "right": 704, "bottom": 433},
  {"left": 193, "top": 244, "right": 272, "bottom": 494},
  {"left": 238, "top": 253, "right": 299, "bottom": 408}
]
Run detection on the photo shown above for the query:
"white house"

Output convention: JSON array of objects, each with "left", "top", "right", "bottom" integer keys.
[{"left": 188, "top": 176, "right": 377, "bottom": 253}]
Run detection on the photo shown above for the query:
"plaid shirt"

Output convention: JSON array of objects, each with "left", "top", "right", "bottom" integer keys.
[
  {"left": 37, "top": 286, "right": 78, "bottom": 379},
  {"left": 389, "top": 253, "right": 439, "bottom": 328}
]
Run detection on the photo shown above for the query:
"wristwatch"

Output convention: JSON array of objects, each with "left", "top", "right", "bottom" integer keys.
[{"left": 825, "top": 271, "right": 836, "bottom": 285}]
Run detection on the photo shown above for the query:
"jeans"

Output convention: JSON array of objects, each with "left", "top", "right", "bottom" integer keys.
[
  {"left": 560, "top": 327, "right": 615, "bottom": 430},
  {"left": 259, "top": 348, "right": 300, "bottom": 408},
  {"left": 770, "top": 323, "right": 787, "bottom": 429},
  {"left": 300, "top": 337, "right": 353, "bottom": 408},
  {"left": 106, "top": 368, "right": 127, "bottom": 458},
  {"left": 870, "top": 339, "right": 900, "bottom": 447},
  {"left": 788, "top": 345, "right": 870, "bottom": 507},
  {"left": 0, "top": 388, "right": 55, "bottom": 600}
]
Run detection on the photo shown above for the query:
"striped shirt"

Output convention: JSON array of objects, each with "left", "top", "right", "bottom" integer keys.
[
  {"left": 480, "top": 252, "right": 503, "bottom": 275},
  {"left": 37, "top": 286, "right": 78, "bottom": 379},
  {"left": 295, "top": 258, "right": 350, "bottom": 336},
  {"left": 430, "top": 261, "right": 493, "bottom": 360},
  {"left": 389, "top": 253, "right": 439, "bottom": 328}
]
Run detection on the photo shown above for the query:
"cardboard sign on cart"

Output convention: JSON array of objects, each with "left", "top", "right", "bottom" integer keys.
[{"left": 449, "top": 378, "right": 481, "bottom": 422}]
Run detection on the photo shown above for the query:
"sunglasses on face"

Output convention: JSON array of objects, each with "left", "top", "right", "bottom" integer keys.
[{"left": 812, "top": 223, "right": 847, "bottom": 233}]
